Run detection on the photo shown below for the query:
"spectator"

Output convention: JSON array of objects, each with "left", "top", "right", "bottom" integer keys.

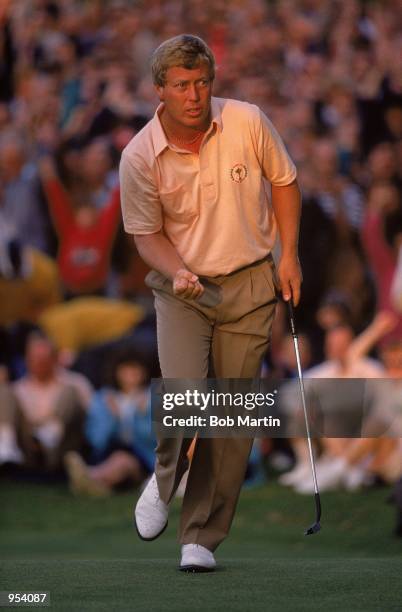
[
  {"left": 39, "top": 156, "right": 121, "bottom": 297},
  {"left": 293, "top": 313, "right": 402, "bottom": 493},
  {"left": 279, "top": 322, "right": 384, "bottom": 492},
  {"left": 0, "top": 133, "right": 51, "bottom": 254},
  {"left": 362, "top": 181, "right": 402, "bottom": 344},
  {"left": 0, "top": 333, "right": 92, "bottom": 473},
  {"left": 64, "top": 348, "right": 155, "bottom": 496}
]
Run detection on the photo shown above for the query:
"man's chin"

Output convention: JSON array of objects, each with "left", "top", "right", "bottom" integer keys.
[{"left": 183, "top": 112, "right": 210, "bottom": 130}]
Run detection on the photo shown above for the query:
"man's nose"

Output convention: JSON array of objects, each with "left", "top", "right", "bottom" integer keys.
[{"left": 187, "top": 83, "right": 200, "bottom": 101}]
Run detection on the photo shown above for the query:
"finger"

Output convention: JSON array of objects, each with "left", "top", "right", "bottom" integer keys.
[
  {"left": 186, "top": 287, "right": 199, "bottom": 300},
  {"left": 181, "top": 282, "right": 198, "bottom": 299},
  {"left": 281, "top": 278, "right": 292, "bottom": 303},
  {"left": 188, "top": 282, "right": 204, "bottom": 300},
  {"left": 174, "top": 280, "right": 202, "bottom": 299},
  {"left": 195, "top": 282, "right": 204, "bottom": 297},
  {"left": 291, "top": 280, "right": 301, "bottom": 306}
]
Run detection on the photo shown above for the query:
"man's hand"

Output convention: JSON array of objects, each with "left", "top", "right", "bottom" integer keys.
[
  {"left": 173, "top": 268, "right": 205, "bottom": 300},
  {"left": 277, "top": 255, "right": 302, "bottom": 306}
]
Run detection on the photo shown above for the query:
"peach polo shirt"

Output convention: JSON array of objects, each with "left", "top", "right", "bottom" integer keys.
[{"left": 119, "top": 96, "right": 296, "bottom": 276}]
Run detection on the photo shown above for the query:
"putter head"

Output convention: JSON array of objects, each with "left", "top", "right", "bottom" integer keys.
[{"left": 304, "top": 521, "right": 321, "bottom": 536}]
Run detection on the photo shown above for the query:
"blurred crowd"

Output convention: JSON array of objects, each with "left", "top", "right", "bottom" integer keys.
[{"left": 0, "top": 0, "right": 401, "bottom": 530}]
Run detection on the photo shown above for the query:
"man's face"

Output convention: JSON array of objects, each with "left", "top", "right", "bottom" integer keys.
[
  {"left": 155, "top": 64, "right": 213, "bottom": 131},
  {"left": 325, "top": 327, "right": 354, "bottom": 361},
  {"left": 26, "top": 339, "right": 56, "bottom": 381}
]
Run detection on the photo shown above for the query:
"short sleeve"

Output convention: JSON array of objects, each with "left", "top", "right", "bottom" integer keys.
[
  {"left": 251, "top": 107, "right": 297, "bottom": 186},
  {"left": 119, "top": 152, "right": 163, "bottom": 235}
]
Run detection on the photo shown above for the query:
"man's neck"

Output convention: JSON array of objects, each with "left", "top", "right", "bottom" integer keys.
[{"left": 28, "top": 373, "right": 57, "bottom": 386}]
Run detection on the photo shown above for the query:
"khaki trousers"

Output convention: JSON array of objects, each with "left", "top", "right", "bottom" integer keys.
[{"left": 148, "top": 256, "right": 278, "bottom": 551}]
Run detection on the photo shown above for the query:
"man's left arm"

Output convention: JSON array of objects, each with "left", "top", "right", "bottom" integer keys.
[
  {"left": 251, "top": 107, "right": 302, "bottom": 305},
  {"left": 271, "top": 179, "right": 302, "bottom": 306}
]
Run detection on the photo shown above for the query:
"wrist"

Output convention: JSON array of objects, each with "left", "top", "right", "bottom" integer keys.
[{"left": 280, "top": 251, "right": 299, "bottom": 261}]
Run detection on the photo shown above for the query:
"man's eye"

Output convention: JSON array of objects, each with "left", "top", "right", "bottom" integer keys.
[
  {"left": 175, "top": 82, "right": 187, "bottom": 89},
  {"left": 199, "top": 80, "right": 209, "bottom": 87}
]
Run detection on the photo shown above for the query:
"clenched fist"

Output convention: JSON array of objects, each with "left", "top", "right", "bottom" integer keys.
[{"left": 173, "top": 269, "right": 205, "bottom": 300}]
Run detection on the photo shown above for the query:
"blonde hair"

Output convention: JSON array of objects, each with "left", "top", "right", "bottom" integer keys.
[{"left": 150, "top": 34, "right": 215, "bottom": 86}]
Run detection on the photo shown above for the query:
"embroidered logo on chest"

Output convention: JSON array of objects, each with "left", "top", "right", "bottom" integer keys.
[{"left": 230, "top": 163, "right": 248, "bottom": 183}]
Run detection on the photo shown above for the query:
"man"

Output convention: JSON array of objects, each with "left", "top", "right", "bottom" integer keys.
[
  {"left": 119, "top": 34, "right": 302, "bottom": 571},
  {"left": 1, "top": 333, "right": 90, "bottom": 472},
  {"left": 0, "top": 133, "right": 50, "bottom": 254}
]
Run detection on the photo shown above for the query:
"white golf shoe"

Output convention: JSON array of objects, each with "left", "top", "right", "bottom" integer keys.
[
  {"left": 295, "top": 457, "right": 346, "bottom": 494},
  {"left": 180, "top": 544, "right": 216, "bottom": 572},
  {"left": 278, "top": 461, "right": 312, "bottom": 487},
  {"left": 134, "top": 473, "right": 169, "bottom": 540}
]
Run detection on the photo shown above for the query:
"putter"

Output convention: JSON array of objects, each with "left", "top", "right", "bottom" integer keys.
[{"left": 286, "top": 298, "right": 322, "bottom": 535}]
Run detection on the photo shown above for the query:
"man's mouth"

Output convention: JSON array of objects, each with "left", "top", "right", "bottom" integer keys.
[{"left": 186, "top": 108, "right": 203, "bottom": 116}]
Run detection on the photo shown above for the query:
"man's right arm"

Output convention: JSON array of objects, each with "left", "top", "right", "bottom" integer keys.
[
  {"left": 134, "top": 231, "right": 204, "bottom": 299},
  {"left": 120, "top": 151, "right": 204, "bottom": 300}
]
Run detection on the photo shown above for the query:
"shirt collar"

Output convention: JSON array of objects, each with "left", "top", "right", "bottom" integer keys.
[
  {"left": 151, "top": 103, "right": 169, "bottom": 157},
  {"left": 210, "top": 96, "right": 223, "bottom": 131},
  {"left": 151, "top": 97, "right": 223, "bottom": 157}
]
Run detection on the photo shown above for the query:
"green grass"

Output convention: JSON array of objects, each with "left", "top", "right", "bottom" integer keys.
[{"left": 1, "top": 479, "right": 402, "bottom": 611}]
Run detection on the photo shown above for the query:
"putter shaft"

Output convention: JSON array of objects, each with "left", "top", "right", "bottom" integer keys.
[{"left": 287, "top": 299, "right": 322, "bottom": 534}]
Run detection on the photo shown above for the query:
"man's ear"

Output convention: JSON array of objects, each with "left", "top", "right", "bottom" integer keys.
[{"left": 155, "top": 85, "right": 164, "bottom": 101}]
